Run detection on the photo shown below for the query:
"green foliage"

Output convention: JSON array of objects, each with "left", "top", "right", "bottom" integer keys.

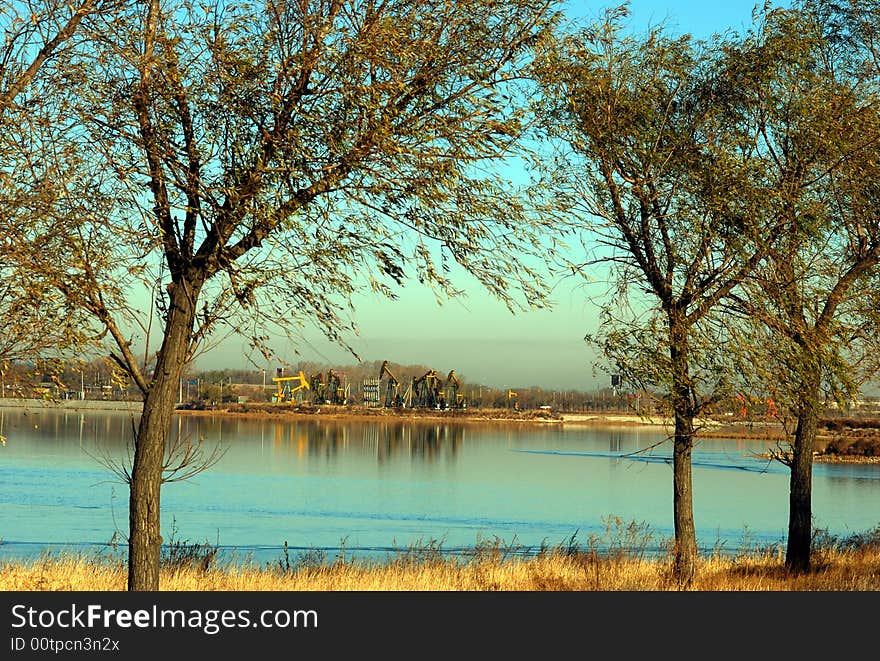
[
  {"left": 2, "top": 0, "right": 565, "bottom": 590},
  {"left": 532, "top": 4, "right": 776, "bottom": 422},
  {"left": 27, "top": 0, "right": 564, "bottom": 379},
  {"left": 718, "top": 1, "right": 880, "bottom": 417},
  {"left": 0, "top": 1, "right": 105, "bottom": 365}
]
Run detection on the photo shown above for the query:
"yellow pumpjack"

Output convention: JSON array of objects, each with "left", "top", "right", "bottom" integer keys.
[{"left": 272, "top": 370, "right": 310, "bottom": 403}]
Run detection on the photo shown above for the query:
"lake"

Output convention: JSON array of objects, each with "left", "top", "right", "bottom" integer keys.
[{"left": 2, "top": 407, "right": 879, "bottom": 566}]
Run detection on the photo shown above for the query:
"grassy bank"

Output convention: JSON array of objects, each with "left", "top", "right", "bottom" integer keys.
[{"left": 4, "top": 534, "right": 879, "bottom": 591}]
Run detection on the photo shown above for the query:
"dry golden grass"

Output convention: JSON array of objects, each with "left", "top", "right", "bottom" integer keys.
[{"left": 3, "top": 545, "right": 879, "bottom": 591}]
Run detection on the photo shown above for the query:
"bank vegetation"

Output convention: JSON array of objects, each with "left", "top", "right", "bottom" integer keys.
[
  {"left": 4, "top": 525, "right": 879, "bottom": 591},
  {"left": 5, "top": 548, "right": 879, "bottom": 592}
]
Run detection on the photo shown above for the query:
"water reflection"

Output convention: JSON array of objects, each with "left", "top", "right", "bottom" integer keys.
[
  {"left": 0, "top": 410, "right": 468, "bottom": 469},
  {"left": 609, "top": 432, "right": 622, "bottom": 453},
  {"left": 0, "top": 408, "right": 136, "bottom": 460},
  {"left": 2, "top": 408, "right": 879, "bottom": 565},
  {"left": 256, "top": 419, "right": 463, "bottom": 464}
]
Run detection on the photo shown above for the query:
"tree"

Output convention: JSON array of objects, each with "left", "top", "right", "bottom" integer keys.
[
  {"left": 721, "top": 0, "right": 880, "bottom": 572},
  {"left": 0, "top": 1, "right": 103, "bottom": 368},
  {"left": 20, "top": 0, "right": 561, "bottom": 590},
  {"left": 532, "top": 5, "right": 786, "bottom": 584},
  {"left": 0, "top": 0, "right": 100, "bottom": 110}
]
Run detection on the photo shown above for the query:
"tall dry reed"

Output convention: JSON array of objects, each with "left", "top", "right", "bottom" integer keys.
[{"left": 3, "top": 543, "right": 878, "bottom": 591}]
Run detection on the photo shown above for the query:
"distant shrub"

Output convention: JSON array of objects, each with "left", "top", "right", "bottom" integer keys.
[
  {"left": 850, "top": 439, "right": 880, "bottom": 457},
  {"left": 820, "top": 417, "right": 880, "bottom": 431}
]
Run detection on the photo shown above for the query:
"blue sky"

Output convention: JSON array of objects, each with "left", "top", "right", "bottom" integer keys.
[
  {"left": 568, "top": 1, "right": 768, "bottom": 36},
  {"left": 195, "top": 2, "right": 776, "bottom": 391}
]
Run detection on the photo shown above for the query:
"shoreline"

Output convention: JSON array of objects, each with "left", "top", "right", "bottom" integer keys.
[
  {"left": 164, "top": 404, "right": 880, "bottom": 464},
  {"left": 4, "top": 398, "right": 879, "bottom": 464}
]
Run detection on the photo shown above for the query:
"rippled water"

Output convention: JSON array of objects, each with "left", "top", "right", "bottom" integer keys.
[{"left": 1, "top": 407, "right": 879, "bottom": 565}]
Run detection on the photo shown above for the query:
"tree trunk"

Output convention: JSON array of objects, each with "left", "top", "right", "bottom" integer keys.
[
  {"left": 669, "top": 313, "right": 697, "bottom": 586},
  {"left": 128, "top": 281, "right": 198, "bottom": 591},
  {"left": 672, "top": 411, "right": 697, "bottom": 585},
  {"left": 785, "top": 374, "right": 820, "bottom": 574}
]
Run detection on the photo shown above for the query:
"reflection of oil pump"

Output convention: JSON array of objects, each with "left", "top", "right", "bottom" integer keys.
[
  {"left": 379, "top": 361, "right": 404, "bottom": 407},
  {"left": 272, "top": 369, "right": 310, "bottom": 403}
]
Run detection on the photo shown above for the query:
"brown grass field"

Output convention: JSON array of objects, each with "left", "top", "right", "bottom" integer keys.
[{"left": 3, "top": 536, "right": 879, "bottom": 591}]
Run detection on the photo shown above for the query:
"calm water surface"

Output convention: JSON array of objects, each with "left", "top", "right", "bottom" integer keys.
[{"left": 2, "top": 408, "right": 879, "bottom": 565}]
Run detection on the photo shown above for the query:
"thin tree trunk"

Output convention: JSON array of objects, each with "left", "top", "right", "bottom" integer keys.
[
  {"left": 672, "top": 411, "right": 697, "bottom": 585},
  {"left": 669, "top": 314, "right": 697, "bottom": 586},
  {"left": 128, "top": 281, "right": 197, "bottom": 591},
  {"left": 785, "top": 375, "right": 820, "bottom": 574}
]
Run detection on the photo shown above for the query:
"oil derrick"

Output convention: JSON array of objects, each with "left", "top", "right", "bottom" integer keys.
[
  {"left": 271, "top": 369, "right": 310, "bottom": 403},
  {"left": 326, "top": 369, "right": 344, "bottom": 404},
  {"left": 445, "top": 370, "right": 466, "bottom": 409},
  {"left": 309, "top": 372, "right": 325, "bottom": 404},
  {"left": 411, "top": 372, "right": 426, "bottom": 407},
  {"left": 379, "top": 360, "right": 403, "bottom": 407},
  {"left": 412, "top": 369, "right": 442, "bottom": 408}
]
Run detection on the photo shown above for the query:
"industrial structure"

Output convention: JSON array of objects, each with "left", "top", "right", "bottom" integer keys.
[
  {"left": 366, "top": 364, "right": 468, "bottom": 410},
  {"left": 411, "top": 369, "right": 443, "bottom": 408},
  {"left": 445, "top": 370, "right": 466, "bottom": 409},
  {"left": 262, "top": 361, "right": 526, "bottom": 411},
  {"left": 305, "top": 369, "right": 348, "bottom": 405},
  {"left": 272, "top": 369, "right": 310, "bottom": 403},
  {"left": 379, "top": 361, "right": 404, "bottom": 407}
]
